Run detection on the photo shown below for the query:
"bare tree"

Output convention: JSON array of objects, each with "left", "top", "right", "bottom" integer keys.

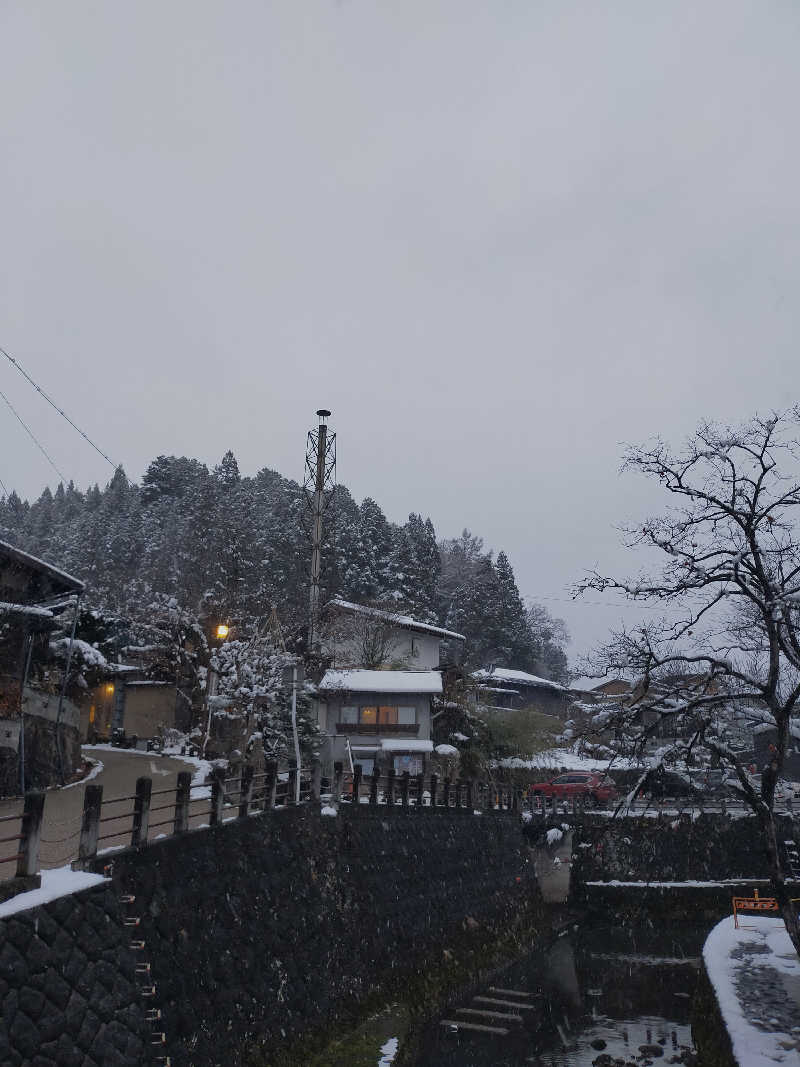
[
  {"left": 321, "top": 601, "right": 409, "bottom": 669},
  {"left": 576, "top": 409, "right": 800, "bottom": 955}
]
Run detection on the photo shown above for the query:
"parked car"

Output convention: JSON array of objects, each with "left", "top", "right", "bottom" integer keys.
[{"left": 529, "top": 771, "right": 618, "bottom": 806}]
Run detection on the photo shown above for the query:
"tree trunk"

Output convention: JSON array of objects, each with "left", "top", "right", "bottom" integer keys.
[{"left": 761, "top": 805, "right": 800, "bottom": 958}]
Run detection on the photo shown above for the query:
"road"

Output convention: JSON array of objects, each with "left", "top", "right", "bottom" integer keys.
[{"left": 0, "top": 746, "right": 211, "bottom": 877}]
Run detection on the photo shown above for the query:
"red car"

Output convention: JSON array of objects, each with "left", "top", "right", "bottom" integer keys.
[{"left": 529, "top": 771, "right": 618, "bottom": 807}]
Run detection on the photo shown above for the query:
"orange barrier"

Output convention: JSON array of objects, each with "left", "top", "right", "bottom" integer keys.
[{"left": 732, "top": 888, "right": 779, "bottom": 928}]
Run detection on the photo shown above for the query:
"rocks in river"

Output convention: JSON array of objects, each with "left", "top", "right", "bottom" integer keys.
[
  {"left": 590, "top": 1037, "right": 608, "bottom": 1049},
  {"left": 639, "top": 1044, "right": 664, "bottom": 1056}
]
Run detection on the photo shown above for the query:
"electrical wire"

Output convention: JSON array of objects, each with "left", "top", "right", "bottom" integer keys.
[
  {"left": 525, "top": 591, "right": 665, "bottom": 611},
  {"left": 0, "top": 387, "right": 67, "bottom": 483},
  {"left": 1, "top": 345, "right": 117, "bottom": 470},
  {"left": 0, "top": 473, "right": 7, "bottom": 497}
]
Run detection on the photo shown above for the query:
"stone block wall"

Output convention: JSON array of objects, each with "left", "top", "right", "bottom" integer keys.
[
  {"left": 0, "top": 805, "right": 536, "bottom": 1066},
  {"left": 0, "top": 883, "right": 152, "bottom": 1066},
  {"left": 568, "top": 812, "right": 799, "bottom": 889}
]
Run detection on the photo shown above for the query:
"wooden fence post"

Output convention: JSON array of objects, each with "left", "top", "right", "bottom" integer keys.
[
  {"left": 454, "top": 778, "right": 462, "bottom": 809},
  {"left": 331, "top": 762, "right": 343, "bottom": 806},
  {"left": 210, "top": 767, "right": 226, "bottom": 826},
  {"left": 311, "top": 761, "right": 323, "bottom": 802},
  {"left": 352, "top": 765, "right": 363, "bottom": 806},
  {"left": 369, "top": 771, "right": 379, "bottom": 806},
  {"left": 415, "top": 772, "right": 425, "bottom": 810},
  {"left": 131, "top": 777, "right": 152, "bottom": 847},
  {"left": 400, "top": 771, "right": 410, "bottom": 808},
  {"left": 265, "top": 760, "right": 279, "bottom": 809},
  {"left": 174, "top": 771, "right": 191, "bottom": 834},
  {"left": 429, "top": 774, "right": 438, "bottom": 809},
  {"left": 465, "top": 780, "right": 474, "bottom": 812},
  {"left": 442, "top": 776, "right": 451, "bottom": 809},
  {"left": 16, "top": 791, "right": 45, "bottom": 878},
  {"left": 286, "top": 765, "right": 298, "bottom": 807},
  {"left": 239, "top": 764, "right": 254, "bottom": 818},
  {"left": 78, "top": 784, "right": 103, "bottom": 864},
  {"left": 386, "top": 768, "right": 396, "bottom": 807}
]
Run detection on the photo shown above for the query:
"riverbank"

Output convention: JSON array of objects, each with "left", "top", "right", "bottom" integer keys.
[{"left": 701, "top": 914, "right": 800, "bottom": 1067}]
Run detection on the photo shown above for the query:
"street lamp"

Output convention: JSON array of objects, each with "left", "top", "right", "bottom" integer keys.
[{"left": 203, "top": 623, "right": 230, "bottom": 756}]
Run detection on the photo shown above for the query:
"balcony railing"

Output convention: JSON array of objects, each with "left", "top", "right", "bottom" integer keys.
[{"left": 334, "top": 722, "right": 420, "bottom": 735}]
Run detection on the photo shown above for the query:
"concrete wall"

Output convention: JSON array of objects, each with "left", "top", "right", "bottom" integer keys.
[
  {"left": 0, "top": 805, "right": 537, "bottom": 1066},
  {"left": 122, "top": 685, "right": 179, "bottom": 740},
  {"left": 0, "top": 691, "right": 81, "bottom": 794}
]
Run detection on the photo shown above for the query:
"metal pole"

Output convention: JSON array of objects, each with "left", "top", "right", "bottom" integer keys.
[
  {"left": 55, "top": 593, "right": 82, "bottom": 784},
  {"left": 291, "top": 665, "right": 301, "bottom": 804},
  {"left": 308, "top": 417, "right": 328, "bottom": 650},
  {"left": 18, "top": 633, "right": 34, "bottom": 795}
]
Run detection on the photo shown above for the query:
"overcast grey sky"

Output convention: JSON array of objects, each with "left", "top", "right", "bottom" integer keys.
[{"left": 2, "top": 2, "right": 799, "bottom": 658}]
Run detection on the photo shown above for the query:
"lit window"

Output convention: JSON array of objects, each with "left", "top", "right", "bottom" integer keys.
[
  {"left": 360, "top": 707, "right": 377, "bottom": 725},
  {"left": 378, "top": 706, "right": 398, "bottom": 724},
  {"left": 340, "top": 706, "right": 357, "bottom": 724},
  {"left": 397, "top": 706, "right": 416, "bottom": 725}
]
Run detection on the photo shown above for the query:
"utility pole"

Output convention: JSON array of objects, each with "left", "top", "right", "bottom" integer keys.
[{"left": 302, "top": 408, "right": 336, "bottom": 651}]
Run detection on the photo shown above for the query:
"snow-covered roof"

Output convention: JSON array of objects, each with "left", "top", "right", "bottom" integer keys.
[
  {"left": 326, "top": 599, "right": 465, "bottom": 642},
  {"left": 319, "top": 669, "right": 443, "bottom": 694},
  {"left": 0, "top": 540, "right": 84, "bottom": 595},
  {"left": 472, "top": 667, "right": 566, "bottom": 692},
  {"left": 380, "top": 739, "right": 434, "bottom": 753},
  {"left": 0, "top": 601, "right": 54, "bottom": 619},
  {"left": 350, "top": 740, "right": 435, "bottom": 753}
]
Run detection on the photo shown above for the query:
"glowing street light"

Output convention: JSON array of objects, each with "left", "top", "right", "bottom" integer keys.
[{"left": 215, "top": 623, "right": 230, "bottom": 640}]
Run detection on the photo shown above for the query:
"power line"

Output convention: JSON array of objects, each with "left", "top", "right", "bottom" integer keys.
[
  {"left": 526, "top": 591, "right": 667, "bottom": 612},
  {"left": 0, "top": 473, "right": 8, "bottom": 497},
  {"left": 1, "top": 345, "right": 117, "bottom": 470},
  {"left": 0, "top": 387, "right": 67, "bottom": 483}
]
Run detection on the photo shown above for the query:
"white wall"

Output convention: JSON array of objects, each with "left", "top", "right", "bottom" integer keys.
[{"left": 325, "top": 624, "right": 440, "bottom": 669}]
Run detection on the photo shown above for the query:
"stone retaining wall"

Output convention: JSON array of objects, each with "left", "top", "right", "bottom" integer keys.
[
  {"left": 0, "top": 882, "right": 152, "bottom": 1066},
  {"left": 568, "top": 812, "right": 799, "bottom": 892},
  {"left": 0, "top": 805, "right": 537, "bottom": 1066}
]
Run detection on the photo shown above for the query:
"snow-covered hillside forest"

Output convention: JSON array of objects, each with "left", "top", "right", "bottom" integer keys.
[{"left": 0, "top": 452, "right": 568, "bottom": 681}]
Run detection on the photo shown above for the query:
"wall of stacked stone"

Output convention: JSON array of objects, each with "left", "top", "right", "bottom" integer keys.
[
  {"left": 0, "top": 805, "right": 537, "bottom": 1066},
  {"left": 0, "top": 883, "right": 153, "bottom": 1066},
  {"left": 567, "top": 813, "right": 799, "bottom": 892}
]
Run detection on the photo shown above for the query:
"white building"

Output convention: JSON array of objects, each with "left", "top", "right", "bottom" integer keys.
[{"left": 317, "top": 601, "right": 465, "bottom": 776}]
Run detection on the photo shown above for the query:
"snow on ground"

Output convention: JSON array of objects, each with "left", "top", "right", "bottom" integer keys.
[
  {"left": 320, "top": 805, "right": 337, "bottom": 817},
  {"left": 60, "top": 756, "right": 104, "bottom": 790},
  {"left": 161, "top": 747, "right": 215, "bottom": 794},
  {"left": 587, "top": 879, "right": 771, "bottom": 888},
  {"left": 704, "top": 914, "right": 800, "bottom": 1066},
  {"left": 0, "top": 865, "right": 108, "bottom": 920},
  {"left": 498, "top": 748, "right": 639, "bottom": 772},
  {"left": 377, "top": 1037, "right": 399, "bottom": 1066},
  {"left": 83, "top": 743, "right": 156, "bottom": 758}
]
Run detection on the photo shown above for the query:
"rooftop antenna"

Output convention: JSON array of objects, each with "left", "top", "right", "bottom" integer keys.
[{"left": 303, "top": 408, "right": 336, "bottom": 651}]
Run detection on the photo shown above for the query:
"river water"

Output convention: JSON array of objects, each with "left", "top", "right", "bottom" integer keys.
[{"left": 413, "top": 922, "right": 705, "bottom": 1066}]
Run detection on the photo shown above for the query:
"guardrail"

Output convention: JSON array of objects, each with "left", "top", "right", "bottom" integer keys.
[{"left": 0, "top": 769, "right": 792, "bottom": 891}]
